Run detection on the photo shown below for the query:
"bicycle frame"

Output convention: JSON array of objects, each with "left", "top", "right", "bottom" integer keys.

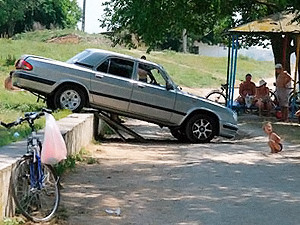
[{"left": 27, "top": 122, "right": 44, "bottom": 190}]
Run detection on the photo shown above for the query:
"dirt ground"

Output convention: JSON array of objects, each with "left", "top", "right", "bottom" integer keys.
[{"left": 58, "top": 117, "right": 300, "bottom": 225}]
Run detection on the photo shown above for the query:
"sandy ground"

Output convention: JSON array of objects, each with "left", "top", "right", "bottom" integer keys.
[{"left": 58, "top": 118, "right": 300, "bottom": 225}]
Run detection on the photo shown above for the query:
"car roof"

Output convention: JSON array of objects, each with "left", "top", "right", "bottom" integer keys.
[{"left": 86, "top": 48, "right": 162, "bottom": 68}]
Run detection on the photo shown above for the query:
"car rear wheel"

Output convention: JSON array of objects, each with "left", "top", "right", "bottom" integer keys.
[
  {"left": 54, "top": 85, "right": 86, "bottom": 112},
  {"left": 185, "top": 114, "right": 216, "bottom": 143}
]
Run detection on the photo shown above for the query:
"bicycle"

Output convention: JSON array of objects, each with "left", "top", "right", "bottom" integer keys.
[
  {"left": 205, "top": 84, "right": 228, "bottom": 105},
  {"left": 206, "top": 83, "right": 278, "bottom": 107},
  {"left": 0, "top": 109, "right": 60, "bottom": 222}
]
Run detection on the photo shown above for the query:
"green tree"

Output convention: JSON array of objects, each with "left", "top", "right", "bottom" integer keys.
[
  {"left": 101, "top": 0, "right": 300, "bottom": 72},
  {"left": 0, "top": 0, "right": 81, "bottom": 37}
]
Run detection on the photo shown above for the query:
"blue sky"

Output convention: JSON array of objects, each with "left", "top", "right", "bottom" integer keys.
[{"left": 76, "top": 0, "right": 106, "bottom": 33}]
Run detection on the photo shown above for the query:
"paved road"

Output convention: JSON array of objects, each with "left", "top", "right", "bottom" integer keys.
[{"left": 60, "top": 120, "right": 300, "bottom": 225}]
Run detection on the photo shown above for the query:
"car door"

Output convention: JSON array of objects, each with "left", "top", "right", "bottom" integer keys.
[
  {"left": 129, "top": 63, "right": 176, "bottom": 122},
  {"left": 90, "top": 57, "right": 135, "bottom": 112}
]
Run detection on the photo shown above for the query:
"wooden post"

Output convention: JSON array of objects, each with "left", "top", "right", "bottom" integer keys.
[{"left": 292, "top": 36, "right": 300, "bottom": 118}]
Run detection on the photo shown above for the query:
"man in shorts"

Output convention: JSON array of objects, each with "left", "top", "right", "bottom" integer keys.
[{"left": 275, "top": 63, "right": 292, "bottom": 122}]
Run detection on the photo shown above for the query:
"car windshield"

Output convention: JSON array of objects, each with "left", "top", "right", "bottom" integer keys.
[
  {"left": 67, "top": 50, "right": 104, "bottom": 69},
  {"left": 158, "top": 65, "right": 177, "bottom": 87}
]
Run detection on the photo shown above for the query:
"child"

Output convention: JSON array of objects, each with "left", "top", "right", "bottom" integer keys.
[{"left": 262, "top": 122, "right": 283, "bottom": 153}]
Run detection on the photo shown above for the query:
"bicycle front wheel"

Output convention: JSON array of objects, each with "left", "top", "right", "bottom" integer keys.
[
  {"left": 11, "top": 158, "right": 60, "bottom": 222},
  {"left": 289, "top": 92, "right": 300, "bottom": 112},
  {"left": 206, "top": 91, "right": 227, "bottom": 105}
]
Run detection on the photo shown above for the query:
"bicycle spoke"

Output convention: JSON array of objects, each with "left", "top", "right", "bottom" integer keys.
[{"left": 12, "top": 159, "right": 60, "bottom": 222}]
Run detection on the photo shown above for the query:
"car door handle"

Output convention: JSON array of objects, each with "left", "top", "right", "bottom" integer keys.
[
  {"left": 137, "top": 83, "right": 146, "bottom": 88},
  {"left": 95, "top": 73, "right": 104, "bottom": 79}
]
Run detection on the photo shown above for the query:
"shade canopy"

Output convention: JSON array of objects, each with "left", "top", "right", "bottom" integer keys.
[{"left": 230, "top": 11, "right": 300, "bottom": 34}]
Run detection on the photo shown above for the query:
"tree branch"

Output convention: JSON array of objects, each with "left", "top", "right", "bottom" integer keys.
[{"left": 254, "top": 0, "right": 278, "bottom": 9}]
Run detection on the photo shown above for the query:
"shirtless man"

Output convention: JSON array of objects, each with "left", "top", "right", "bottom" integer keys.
[
  {"left": 275, "top": 63, "right": 292, "bottom": 122},
  {"left": 237, "top": 73, "right": 256, "bottom": 105},
  {"left": 256, "top": 79, "right": 271, "bottom": 116}
]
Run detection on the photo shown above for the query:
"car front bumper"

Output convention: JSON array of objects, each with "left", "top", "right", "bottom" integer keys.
[{"left": 219, "top": 121, "right": 238, "bottom": 138}]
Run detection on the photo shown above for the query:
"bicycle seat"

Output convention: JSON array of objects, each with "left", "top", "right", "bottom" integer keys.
[
  {"left": 23, "top": 152, "right": 33, "bottom": 158},
  {"left": 221, "top": 84, "right": 228, "bottom": 89}
]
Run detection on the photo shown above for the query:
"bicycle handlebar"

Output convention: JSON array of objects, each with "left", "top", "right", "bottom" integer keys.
[{"left": 0, "top": 108, "right": 52, "bottom": 129}]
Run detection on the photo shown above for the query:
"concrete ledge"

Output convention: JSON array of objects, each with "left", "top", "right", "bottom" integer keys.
[{"left": 0, "top": 113, "right": 94, "bottom": 220}]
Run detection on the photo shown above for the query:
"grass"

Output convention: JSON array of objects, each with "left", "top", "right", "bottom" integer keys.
[
  {"left": 272, "top": 123, "right": 300, "bottom": 144},
  {"left": 0, "top": 109, "right": 70, "bottom": 147},
  {"left": 239, "top": 116, "right": 300, "bottom": 145},
  {"left": 54, "top": 147, "right": 98, "bottom": 176},
  {"left": 0, "top": 217, "right": 25, "bottom": 225},
  {"left": 0, "top": 29, "right": 275, "bottom": 146}
]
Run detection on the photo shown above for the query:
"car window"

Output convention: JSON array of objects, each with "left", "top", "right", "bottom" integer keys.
[
  {"left": 97, "top": 58, "right": 134, "bottom": 79},
  {"left": 68, "top": 51, "right": 104, "bottom": 68},
  {"left": 67, "top": 50, "right": 90, "bottom": 64},
  {"left": 138, "top": 63, "right": 166, "bottom": 86},
  {"left": 97, "top": 59, "right": 109, "bottom": 73}
]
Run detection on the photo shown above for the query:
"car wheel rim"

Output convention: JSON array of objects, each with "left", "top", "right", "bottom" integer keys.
[
  {"left": 192, "top": 119, "right": 213, "bottom": 140},
  {"left": 60, "top": 90, "right": 81, "bottom": 110}
]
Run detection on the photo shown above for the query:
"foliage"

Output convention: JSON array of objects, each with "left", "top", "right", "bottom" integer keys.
[
  {"left": 0, "top": 0, "right": 81, "bottom": 36},
  {"left": 1, "top": 217, "right": 25, "bottom": 225},
  {"left": 101, "top": 0, "right": 300, "bottom": 51},
  {"left": 53, "top": 148, "right": 97, "bottom": 176}
]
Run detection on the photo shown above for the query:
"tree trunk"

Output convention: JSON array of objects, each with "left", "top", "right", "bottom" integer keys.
[
  {"left": 7, "top": 22, "right": 15, "bottom": 37},
  {"left": 82, "top": 0, "right": 86, "bottom": 32},
  {"left": 182, "top": 29, "right": 187, "bottom": 53},
  {"left": 271, "top": 35, "right": 292, "bottom": 76}
]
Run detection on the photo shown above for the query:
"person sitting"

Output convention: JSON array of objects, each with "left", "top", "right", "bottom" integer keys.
[
  {"left": 138, "top": 68, "right": 148, "bottom": 82},
  {"left": 4, "top": 71, "right": 20, "bottom": 91},
  {"left": 256, "top": 79, "right": 272, "bottom": 116},
  {"left": 237, "top": 73, "right": 256, "bottom": 106}
]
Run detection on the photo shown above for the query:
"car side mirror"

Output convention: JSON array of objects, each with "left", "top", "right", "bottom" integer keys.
[{"left": 166, "top": 81, "right": 174, "bottom": 91}]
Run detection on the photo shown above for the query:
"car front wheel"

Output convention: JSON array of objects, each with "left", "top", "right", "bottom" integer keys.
[
  {"left": 185, "top": 114, "right": 216, "bottom": 143},
  {"left": 54, "top": 85, "right": 86, "bottom": 112}
]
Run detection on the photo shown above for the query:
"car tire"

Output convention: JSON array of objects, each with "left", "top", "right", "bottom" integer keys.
[
  {"left": 185, "top": 114, "right": 216, "bottom": 143},
  {"left": 54, "top": 85, "right": 86, "bottom": 112},
  {"left": 170, "top": 127, "right": 188, "bottom": 142}
]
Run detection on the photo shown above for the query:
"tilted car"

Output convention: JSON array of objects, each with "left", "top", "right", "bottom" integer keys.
[{"left": 12, "top": 49, "right": 238, "bottom": 143}]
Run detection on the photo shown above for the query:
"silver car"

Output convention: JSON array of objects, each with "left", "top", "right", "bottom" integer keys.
[{"left": 13, "top": 48, "right": 238, "bottom": 143}]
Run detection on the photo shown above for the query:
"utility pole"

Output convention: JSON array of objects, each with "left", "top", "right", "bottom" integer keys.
[{"left": 81, "top": 0, "right": 86, "bottom": 32}]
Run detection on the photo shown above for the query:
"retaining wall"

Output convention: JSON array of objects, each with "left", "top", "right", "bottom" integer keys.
[{"left": 0, "top": 113, "right": 94, "bottom": 220}]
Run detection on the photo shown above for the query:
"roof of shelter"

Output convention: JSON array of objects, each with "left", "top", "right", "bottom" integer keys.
[{"left": 230, "top": 11, "right": 300, "bottom": 34}]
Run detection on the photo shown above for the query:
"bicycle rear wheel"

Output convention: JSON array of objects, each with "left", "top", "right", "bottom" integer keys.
[
  {"left": 11, "top": 158, "right": 60, "bottom": 222},
  {"left": 206, "top": 91, "right": 227, "bottom": 105}
]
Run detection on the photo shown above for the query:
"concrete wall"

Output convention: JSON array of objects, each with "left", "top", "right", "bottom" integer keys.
[{"left": 0, "top": 113, "right": 94, "bottom": 220}]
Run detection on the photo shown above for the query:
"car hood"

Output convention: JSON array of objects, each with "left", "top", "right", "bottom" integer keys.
[{"left": 176, "top": 88, "right": 237, "bottom": 122}]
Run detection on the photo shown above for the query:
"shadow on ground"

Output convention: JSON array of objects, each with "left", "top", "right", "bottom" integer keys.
[{"left": 59, "top": 117, "right": 300, "bottom": 225}]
